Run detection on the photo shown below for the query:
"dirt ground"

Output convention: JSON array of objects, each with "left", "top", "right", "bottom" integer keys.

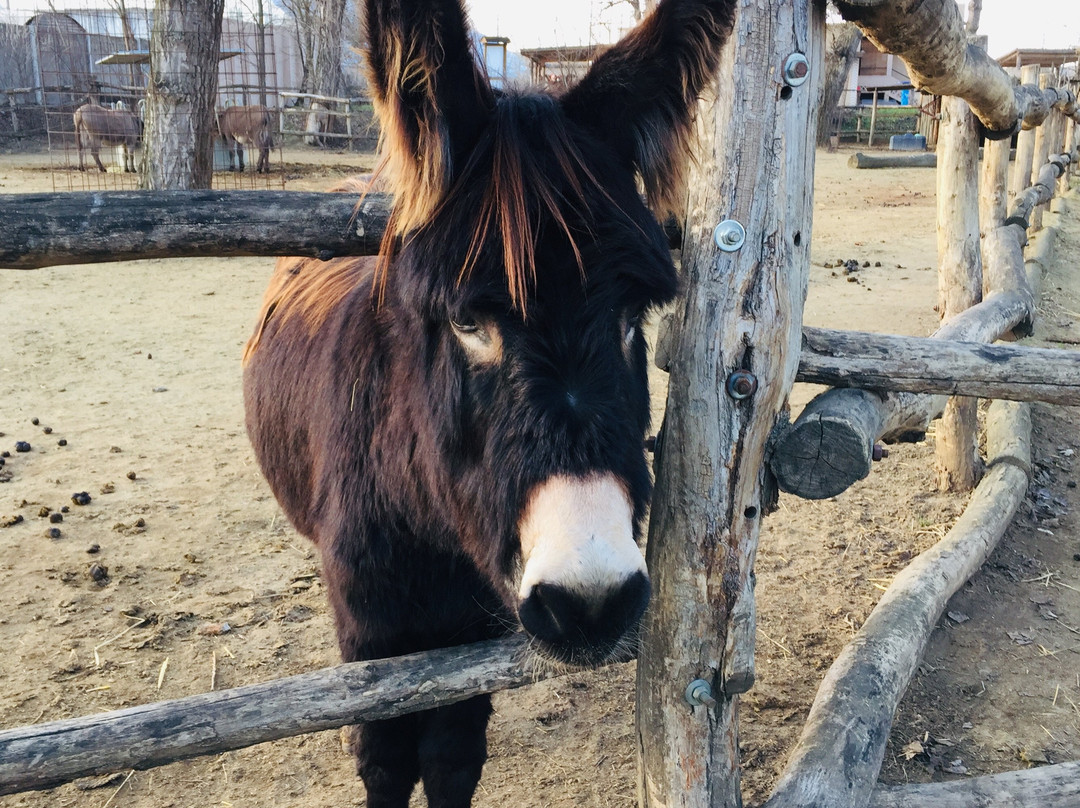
[{"left": 0, "top": 145, "right": 1078, "bottom": 808}]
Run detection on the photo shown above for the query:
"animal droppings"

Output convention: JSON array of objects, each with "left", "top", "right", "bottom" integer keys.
[
  {"left": 61, "top": 505, "right": 69, "bottom": 513},
  {"left": 38, "top": 506, "right": 50, "bottom": 517},
  {"left": 109, "top": 446, "right": 122, "bottom": 453},
  {"left": 1, "top": 451, "right": 9, "bottom": 458},
  {"left": 127, "top": 471, "right": 137, "bottom": 480},
  {"left": 88, "top": 563, "right": 109, "bottom": 583},
  {"left": 87, "top": 544, "right": 100, "bottom": 554},
  {"left": 43, "top": 427, "right": 53, "bottom": 434},
  {"left": 45, "top": 527, "right": 61, "bottom": 539},
  {"left": 15, "top": 442, "right": 31, "bottom": 453},
  {"left": 1, "top": 514, "right": 24, "bottom": 528},
  {"left": 100, "top": 482, "right": 116, "bottom": 494},
  {"left": 0, "top": 456, "right": 5, "bottom": 466},
  {"left": 71, "top": 492, "right": 92, "bottom": 506},
  {"left": 58, "top": 439, "right": 67, "bottom": 446},
  {"left": 31, "top": 418, "right": 39, "bottom": 426},
  {"left": 50, "top": 512, "right": 63, "bottom": 524}
]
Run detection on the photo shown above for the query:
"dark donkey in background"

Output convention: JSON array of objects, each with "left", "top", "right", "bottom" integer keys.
[{"left": 243, "top": 0, "right": 736, "bottom": 805}]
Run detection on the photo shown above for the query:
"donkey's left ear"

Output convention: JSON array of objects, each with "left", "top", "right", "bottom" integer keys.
[
  {"left": 365, "top": 0, "right": 495, "bottom": 232},
  {"left": 561, "top": 0, "right": 737, "bottom": 216}
]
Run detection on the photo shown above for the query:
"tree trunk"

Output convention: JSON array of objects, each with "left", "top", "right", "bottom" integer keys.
[
  {"left": 312, "top": 0, "right": 346, "bottom": 100},
  {"left": 143, "top": 0, "right": 225, "bottom": 189},
  {"left": 819, "top": 23, "right": 862, "bottom": 146}
]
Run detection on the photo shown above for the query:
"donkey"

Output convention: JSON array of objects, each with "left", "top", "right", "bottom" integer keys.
[
  {"left": 74, "top": 102, "right": 140, "bottom": 173},
  {"left": 243, "top": 0, "right": 736, "bottom": 805},
  {"left": 218, "top": 104, "right": 273, "bottom": 173}
]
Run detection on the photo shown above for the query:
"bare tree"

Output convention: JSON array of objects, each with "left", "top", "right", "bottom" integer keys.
[
  {"left": 311, "top": 0, "right": 346, "bottom": 99},
  {"left": 601, "top": 0, "right": 656, "bottom": 23},
  {"left": 818, "top": 21, "right": 862, "bottom": 146},
  {"left": 143, "top": 0, "right": 225, "bottom": 189},
  {"left": 275, "top": 0, "right": 316, "bottom": 93}
]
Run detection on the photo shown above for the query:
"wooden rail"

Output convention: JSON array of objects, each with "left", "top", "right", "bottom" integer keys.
[{"left": 0, "top": 636, "right": 543, "bottom": 796}]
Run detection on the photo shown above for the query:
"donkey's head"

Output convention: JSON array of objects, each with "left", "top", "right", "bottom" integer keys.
[{"left": 366, "top": 0, "right": 734, "bottom": 667}]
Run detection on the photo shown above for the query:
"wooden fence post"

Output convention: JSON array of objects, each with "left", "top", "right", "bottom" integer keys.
[
  {"left": 1029, "top": 71, "right": 1053, "bottom": 230},
  {"left": 1009, "top": 64, "right": 1041, "bottom": 203},
  {"left": 635, "top": 1, "right": 823, "bottom": 805},
  {"left": 935, "top": 85, "right": 983, "bottom": 492}
]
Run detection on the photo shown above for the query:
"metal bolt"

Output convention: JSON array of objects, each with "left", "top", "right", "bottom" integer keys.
[
  {"left": 872, "top": 444, "right": 890, "bottom": 461},
  {"left": 783, "top": 53, "right": 810, "bottom": 87},
  {"left": 685, "top": 678, "right": 718, "bottom": 709},
  {"left": 713, "top": 219, "right": 746, "bottom": 252},
  {"left": 726, "top": 370, "right": 758, "bottom": 401}
]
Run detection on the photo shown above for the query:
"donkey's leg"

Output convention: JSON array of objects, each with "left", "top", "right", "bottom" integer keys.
[
  {"left": 235, "top": 143, "right": 245, "bottom": 172},
  {"left": 349, "top": 717, "right": 421, "bottom": 808},
  {"left": 417, "top": 696, "right": 492, "bottom": 808},
  {"left": 92, "top": 146, "right": 107, "bottom": 172},
  {"left": 321, "top": 542, "right": 424, "bottom": 805}
]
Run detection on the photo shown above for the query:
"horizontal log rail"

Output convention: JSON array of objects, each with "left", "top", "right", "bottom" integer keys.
[
  {"left": 834, "top": 0, "right": 1080, "bottom": 135},
  {"left": 0, "top": 635, "right": 552, "bottom": 796},
  {"left": 0, "top": 191, "right": 682, "bottom": 270},
  {"left": 869, "top": 759, "right": 1080, "bottom": 808},
  {"left": 771, "top": 151, "right": 1070, "bottom": 500},
  {"left": 797, "top": 327, "right": 1080, "bottom": 405},
  {"left": 0, "top": 191, "right": 392, "bottom": 269}
]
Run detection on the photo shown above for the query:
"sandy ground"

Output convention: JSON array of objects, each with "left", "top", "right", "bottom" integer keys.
[{"left": 0, "top": 145, "right": 1078, "bottom": 807}]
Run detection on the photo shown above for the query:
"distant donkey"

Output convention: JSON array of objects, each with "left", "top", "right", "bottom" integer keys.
[
  {"left": 218, "top": 104, "right": 274, "bottom": 173},
  {"left": 243, "top": 0, "right": 738, "bottom": 806},
  {"left": 74, "top": 102, "right": 140, "bottom": 173}
]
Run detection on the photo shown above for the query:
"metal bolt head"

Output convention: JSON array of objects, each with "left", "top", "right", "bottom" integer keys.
[
  {"left": 726, "top": 370, "right": 758, "bottom": 400},
  {"left": 783, "top": 53, "right": 810, "bottom": 86},
  {"left": 685, "top": 678, "right": 718, "bottom": 709},
  {"left": 872, "top": 444, "right": 890, "bottom": 462},
  {"left": 713, "top": 219, "right": 746, "bottom": 252}
]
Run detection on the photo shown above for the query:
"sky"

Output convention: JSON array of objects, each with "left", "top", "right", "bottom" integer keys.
[{"left": 464, "top": 0, "right": 1079, "bottom": 57}]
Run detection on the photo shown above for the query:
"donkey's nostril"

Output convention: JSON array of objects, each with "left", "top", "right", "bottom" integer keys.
[{"left": 517, "top": 572, "right": 650, "bottom": 666}]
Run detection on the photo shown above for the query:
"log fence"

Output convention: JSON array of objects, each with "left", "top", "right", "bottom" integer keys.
[{"left": 2, "top": 1, "right": 1080, "bottom": 806}]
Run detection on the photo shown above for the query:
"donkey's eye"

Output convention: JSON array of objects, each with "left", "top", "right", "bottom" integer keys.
[
  {"left": 451, "top": 315, "right": 502, "bottom": 364},
  {"left": 451, "top": 317, "right": 481, "bottom": 335}
]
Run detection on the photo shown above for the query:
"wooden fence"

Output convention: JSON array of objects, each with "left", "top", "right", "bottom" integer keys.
[{"left": 1, "top": 0, "right": 1080, "bottom": 806}]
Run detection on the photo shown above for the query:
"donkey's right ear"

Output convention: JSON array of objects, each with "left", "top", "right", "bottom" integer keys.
[{"left": 365, "top": 0, "right": 495, "bottom": 233}]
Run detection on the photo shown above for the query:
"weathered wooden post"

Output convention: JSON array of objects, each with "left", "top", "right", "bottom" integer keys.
[
  {"left": 1009, "top": 64, "right": 1041, "bottom": 203},
  {"left": 934, "top": 42, "right": 985, "bottom": 492},
  {"left": 636, "top": 1, "right": 824, "bottom": 805},
  {"left": 1029, "top": 71, "right": 1053, "bottom": 230}
]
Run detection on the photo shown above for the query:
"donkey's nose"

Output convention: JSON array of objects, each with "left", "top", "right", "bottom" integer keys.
[{"left": 518, "top": 571, "right": 650, "bottom": 666}]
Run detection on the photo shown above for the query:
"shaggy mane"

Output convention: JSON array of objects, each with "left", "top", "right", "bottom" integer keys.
[{"left": 376, "top": 93, "right": 629, "bottom": 313}]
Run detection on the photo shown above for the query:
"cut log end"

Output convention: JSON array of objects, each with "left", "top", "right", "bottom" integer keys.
[{"left": 771, "top": 413, "right": 873, "bottom": 499}]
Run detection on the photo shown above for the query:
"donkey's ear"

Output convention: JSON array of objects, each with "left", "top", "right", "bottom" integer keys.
[
  {"left": 561, "top": 0, "right": 737, "bottom": 216},
  {"left": 365, "top": 0, "right": 494, "bottom": 232}
]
